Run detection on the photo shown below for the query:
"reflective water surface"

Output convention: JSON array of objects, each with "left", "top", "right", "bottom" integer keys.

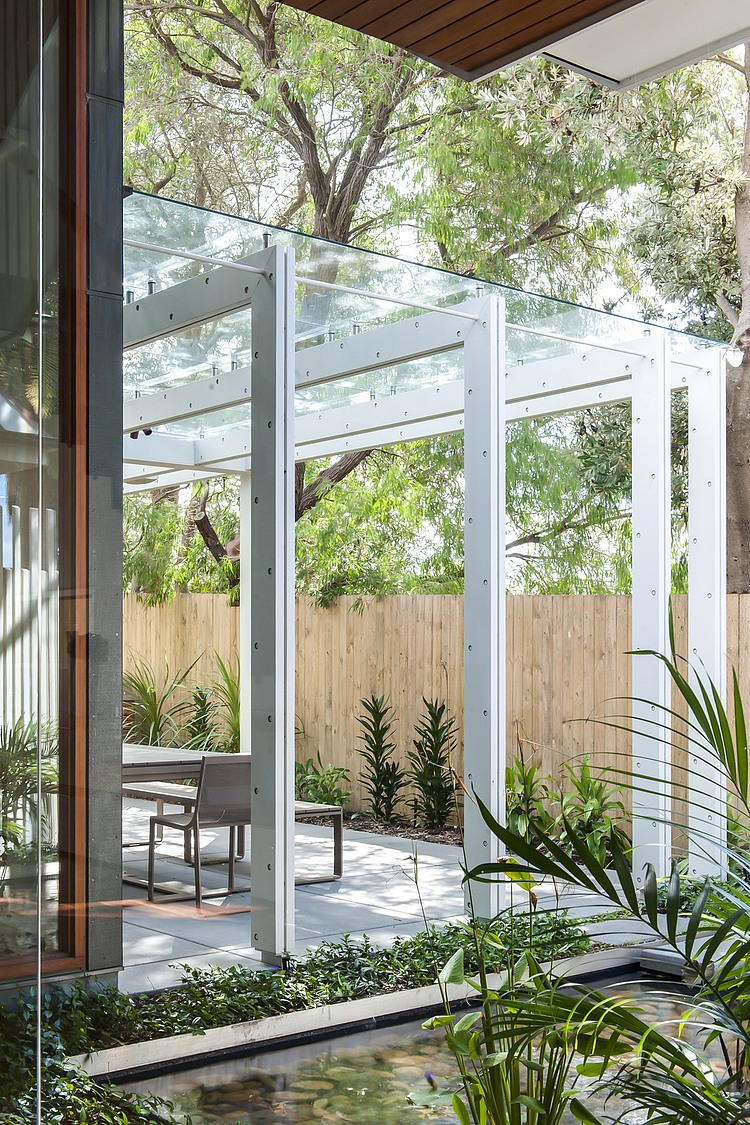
[{"left": 125, "top": 977, "right": 726, "bottom": 1125}]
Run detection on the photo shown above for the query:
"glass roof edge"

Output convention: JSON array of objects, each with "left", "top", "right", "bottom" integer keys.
[{"left": 126, "top": 189, "right": 725, "bottom": 348}]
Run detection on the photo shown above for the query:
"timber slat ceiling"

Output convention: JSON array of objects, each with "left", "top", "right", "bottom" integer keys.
[{"left": 286, "top": 0, "right": 646, "bottom": 79}]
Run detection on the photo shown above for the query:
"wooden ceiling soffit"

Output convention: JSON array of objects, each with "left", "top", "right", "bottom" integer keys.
[{"left": 284, "top": 0, "right": 647, "bottom": 80}]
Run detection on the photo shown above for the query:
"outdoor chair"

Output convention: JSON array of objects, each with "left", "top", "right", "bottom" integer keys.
[{"left": 147, "top": 754, "right": 252, "bottom": 906}]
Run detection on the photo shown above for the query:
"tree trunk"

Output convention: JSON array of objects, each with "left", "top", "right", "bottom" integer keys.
[{"left": 727, "top": 44, "right": 750, "bottom": 592}]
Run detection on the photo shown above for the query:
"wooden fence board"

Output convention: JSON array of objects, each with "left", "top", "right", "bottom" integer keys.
[{"left": 123, "top": 592, "right": 750, "bottom": 817}]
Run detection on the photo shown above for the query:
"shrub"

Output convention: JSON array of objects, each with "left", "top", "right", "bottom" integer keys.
[
  {"left": 184, "top": 684, "right": 221, "bottom": 753},
  {"left": 295, "top": 751, "right": 351, "bottom": 806},
  {"left": 407, "top": 698, "right": 457, "bottom": 828},
  {"left": 505, "top": 746, "right": 554, "bottom": 845},
  {"left": 122, "top": 656, "right": 195, "bottom": 746},
  {"left": 555, "top": 754, "right": 630, "bottom": 865},
  {"left": 356, "top": 693, "right": 407, "bottom": 822}
]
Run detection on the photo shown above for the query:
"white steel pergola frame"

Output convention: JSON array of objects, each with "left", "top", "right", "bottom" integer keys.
[{"left": 122, "top": 242, "right": 727, "bottom": 960}]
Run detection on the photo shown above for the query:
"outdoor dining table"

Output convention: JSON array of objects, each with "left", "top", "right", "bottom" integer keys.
[{"left": 122, "top": 743, "right": 228, "bottom": 783}]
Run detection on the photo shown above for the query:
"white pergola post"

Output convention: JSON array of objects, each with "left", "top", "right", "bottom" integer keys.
[
  {"left": 462, "top": 294, "right": 505, "bottom": 920},
  {"left": 239, "top": 471, "right": 252, "bottom": 757},
  {"left": 248, "top": 243, "right": 296, "bottom": 960},
  {"left": 687, "top": 348, "right": 727, "bottom": 877},
  {"left": 630, "top": 337, "right": 671, "bottom": 882}
]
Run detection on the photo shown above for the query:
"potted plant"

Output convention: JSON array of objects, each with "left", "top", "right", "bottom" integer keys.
[{"left": 0, "top": 719, "right": 58, "bottom": 898}]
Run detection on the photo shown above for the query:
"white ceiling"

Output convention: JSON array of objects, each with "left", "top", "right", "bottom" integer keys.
[{"left": 543, "top": 0, "right": 750, "bottom": 88}]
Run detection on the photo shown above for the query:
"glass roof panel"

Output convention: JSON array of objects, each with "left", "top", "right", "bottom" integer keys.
[{"left": 123, "top": 191, "right": 722, "bottom": 452}]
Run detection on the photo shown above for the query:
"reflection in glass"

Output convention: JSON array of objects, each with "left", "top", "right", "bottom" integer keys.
[{"left": 0, "top": 1, "right": 61, "bottom": 966}]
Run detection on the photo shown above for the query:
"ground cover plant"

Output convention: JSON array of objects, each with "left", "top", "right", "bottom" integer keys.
[
  {"left": 435, "top": 645, "right": 750, "bottom": 1125},
  {"left": 18, "top": 915, "right": 588, "bottom": 1058}
]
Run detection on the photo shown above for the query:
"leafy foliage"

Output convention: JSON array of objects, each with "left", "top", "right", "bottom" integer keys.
[
  {"left": 427, "top": 952, "right": 592, "bottom": 1125},
  {"left": 463, "top": 646, "right": 750, "bottom": 1124},
  {"left": 505, "top": 745, "right": 555, "bottom": 845},
  {"left": 555, "top": 755, "right": 631, "bottom": 865},
  {"left": 0, "top": 720, "right": 57, "bottom": 857},
  {"left": 356, "top": 694, "right": 408, "bottom": 822},
  {"left": 407, "top": 698, "right": 458, "bottom": 828},
  {"left": 0, "top": 992, "right": 173, "bottom": 1123},
  {"left": 122, "top": 656, "right": 195, "bottom": 745},
  {"left": 295, "top": 752, "right": 351, "bottom": 806},
  {"left": 616, "top": 61, "right": 746, "bottom": 339},
  {"left": 9, "top": 917, "right": 587, "bottom": 1058}
]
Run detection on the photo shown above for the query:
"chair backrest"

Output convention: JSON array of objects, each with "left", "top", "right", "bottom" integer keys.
[{"left": 195, "top": 754, "right": 252, "bottom": 825}]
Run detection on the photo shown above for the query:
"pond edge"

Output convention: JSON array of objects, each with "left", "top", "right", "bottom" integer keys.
[{"left": 67, "top": 945, "right": 643, "bottom": 1081}]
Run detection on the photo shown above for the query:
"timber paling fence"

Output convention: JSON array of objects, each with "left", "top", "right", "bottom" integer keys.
[{"left": 123, "top": 593, "right": 750, "bottom": 815}]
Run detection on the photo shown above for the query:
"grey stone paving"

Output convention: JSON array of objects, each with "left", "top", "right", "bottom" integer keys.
[
  {"left": 120, "top": 800, "right": 466, "bottom": 992},
  {"left": 119, "top": 799, "right": 624, "bottom": 993}
]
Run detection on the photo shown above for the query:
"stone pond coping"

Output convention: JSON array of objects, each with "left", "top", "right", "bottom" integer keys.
[{"left": 67, "top": 944, "right": 649, "bottom": 1081}]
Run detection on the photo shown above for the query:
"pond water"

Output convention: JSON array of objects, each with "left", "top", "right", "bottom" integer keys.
[{"left": 124, "top": 979, "right": 718, "bottom": 1125}]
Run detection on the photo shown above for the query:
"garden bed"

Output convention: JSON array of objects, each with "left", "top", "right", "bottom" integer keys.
[{"left": 69, "top": 946, "right": 640, "bottom": 1081}]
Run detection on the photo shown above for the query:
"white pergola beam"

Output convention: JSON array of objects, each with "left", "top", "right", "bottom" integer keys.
[
  {"left": 295, "top": 304, "right": 480, "bottom": 388},
  {"left": 124, "top": 367, "right": 252, "bottom": 433},
  {"left": 297, "top": 381, "right": 463, "bottom": 448},
  {"left": 123, "top": 468, "right": 223, "bottom": 493},
  {"left": 122, "top": 432, "right": 195, "bottom": 470},
  {"left": 123, "top": 250, "right": 266, "bottom": 349}
]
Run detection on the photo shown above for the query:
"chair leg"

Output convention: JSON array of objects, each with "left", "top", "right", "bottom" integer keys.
[
  {"left": 147, "top": 818, "right": 158, "bottom": 901},
  {"left": 228, "top": 827, "right": 236, "bottom": 892},
  {"left": 333, "top": 810, "right": 343, "bottom": 878},
  {"left": 194, "top": 825, "right": 202, "bottom": 909}
]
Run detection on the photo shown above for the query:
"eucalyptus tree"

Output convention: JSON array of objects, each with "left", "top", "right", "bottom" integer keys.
[
  {"left": 616, "top": 47, "right": 750, "bottom": 592},
  {"left": 123, "top": 0, "right": 644, "bottom": 596}
]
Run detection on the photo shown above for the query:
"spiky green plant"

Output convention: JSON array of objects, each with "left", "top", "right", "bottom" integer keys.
[
  {"left": 460, "top": 645, "right": 750, "bottom": 1124},
  {"left": 407, "top": 698, "right": 457, "bottom": 828},
  {"left": 356, "top": 693, "right": 407, "bottom": 822},
  {"left": 184, "top": 685, "right": 221, "bottom": 753},
  {"left": 122, "top": 656, "right": 195, "bottom": 746},
  {"left": 213, "top": 652, "right": 240, "bottom": 753}
]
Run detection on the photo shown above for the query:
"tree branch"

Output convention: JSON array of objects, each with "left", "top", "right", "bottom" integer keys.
[
  {"left": 295, "top": 450, "right": 375, "bottom": 520},
  {"left": 717, "top": 290, "right": 740, "bottom": 327}
]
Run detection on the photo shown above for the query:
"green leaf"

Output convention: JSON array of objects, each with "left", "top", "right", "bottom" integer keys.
[
  {"left": 575, "top": 1061, "right": 610, "bottom": 1078},
  {"left": 514, "top": 1093, "right": 546, "bottom": 1113},
  {"left": 569, "top": 1097, "right": 606, "bottom": 1124},
  {"left": 439, "top": 947, "right": 465, "bottom": 985},
  {"left": 483, "top": 1051, "right": 510, "bottom": 1068},
  {"left": 452, "top": 1093, "right": 472, "bottom": 1125}
]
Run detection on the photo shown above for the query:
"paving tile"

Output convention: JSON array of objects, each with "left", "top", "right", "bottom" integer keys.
[{"left": 122, "top": 922, "right": 213, "bottom": 965}]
